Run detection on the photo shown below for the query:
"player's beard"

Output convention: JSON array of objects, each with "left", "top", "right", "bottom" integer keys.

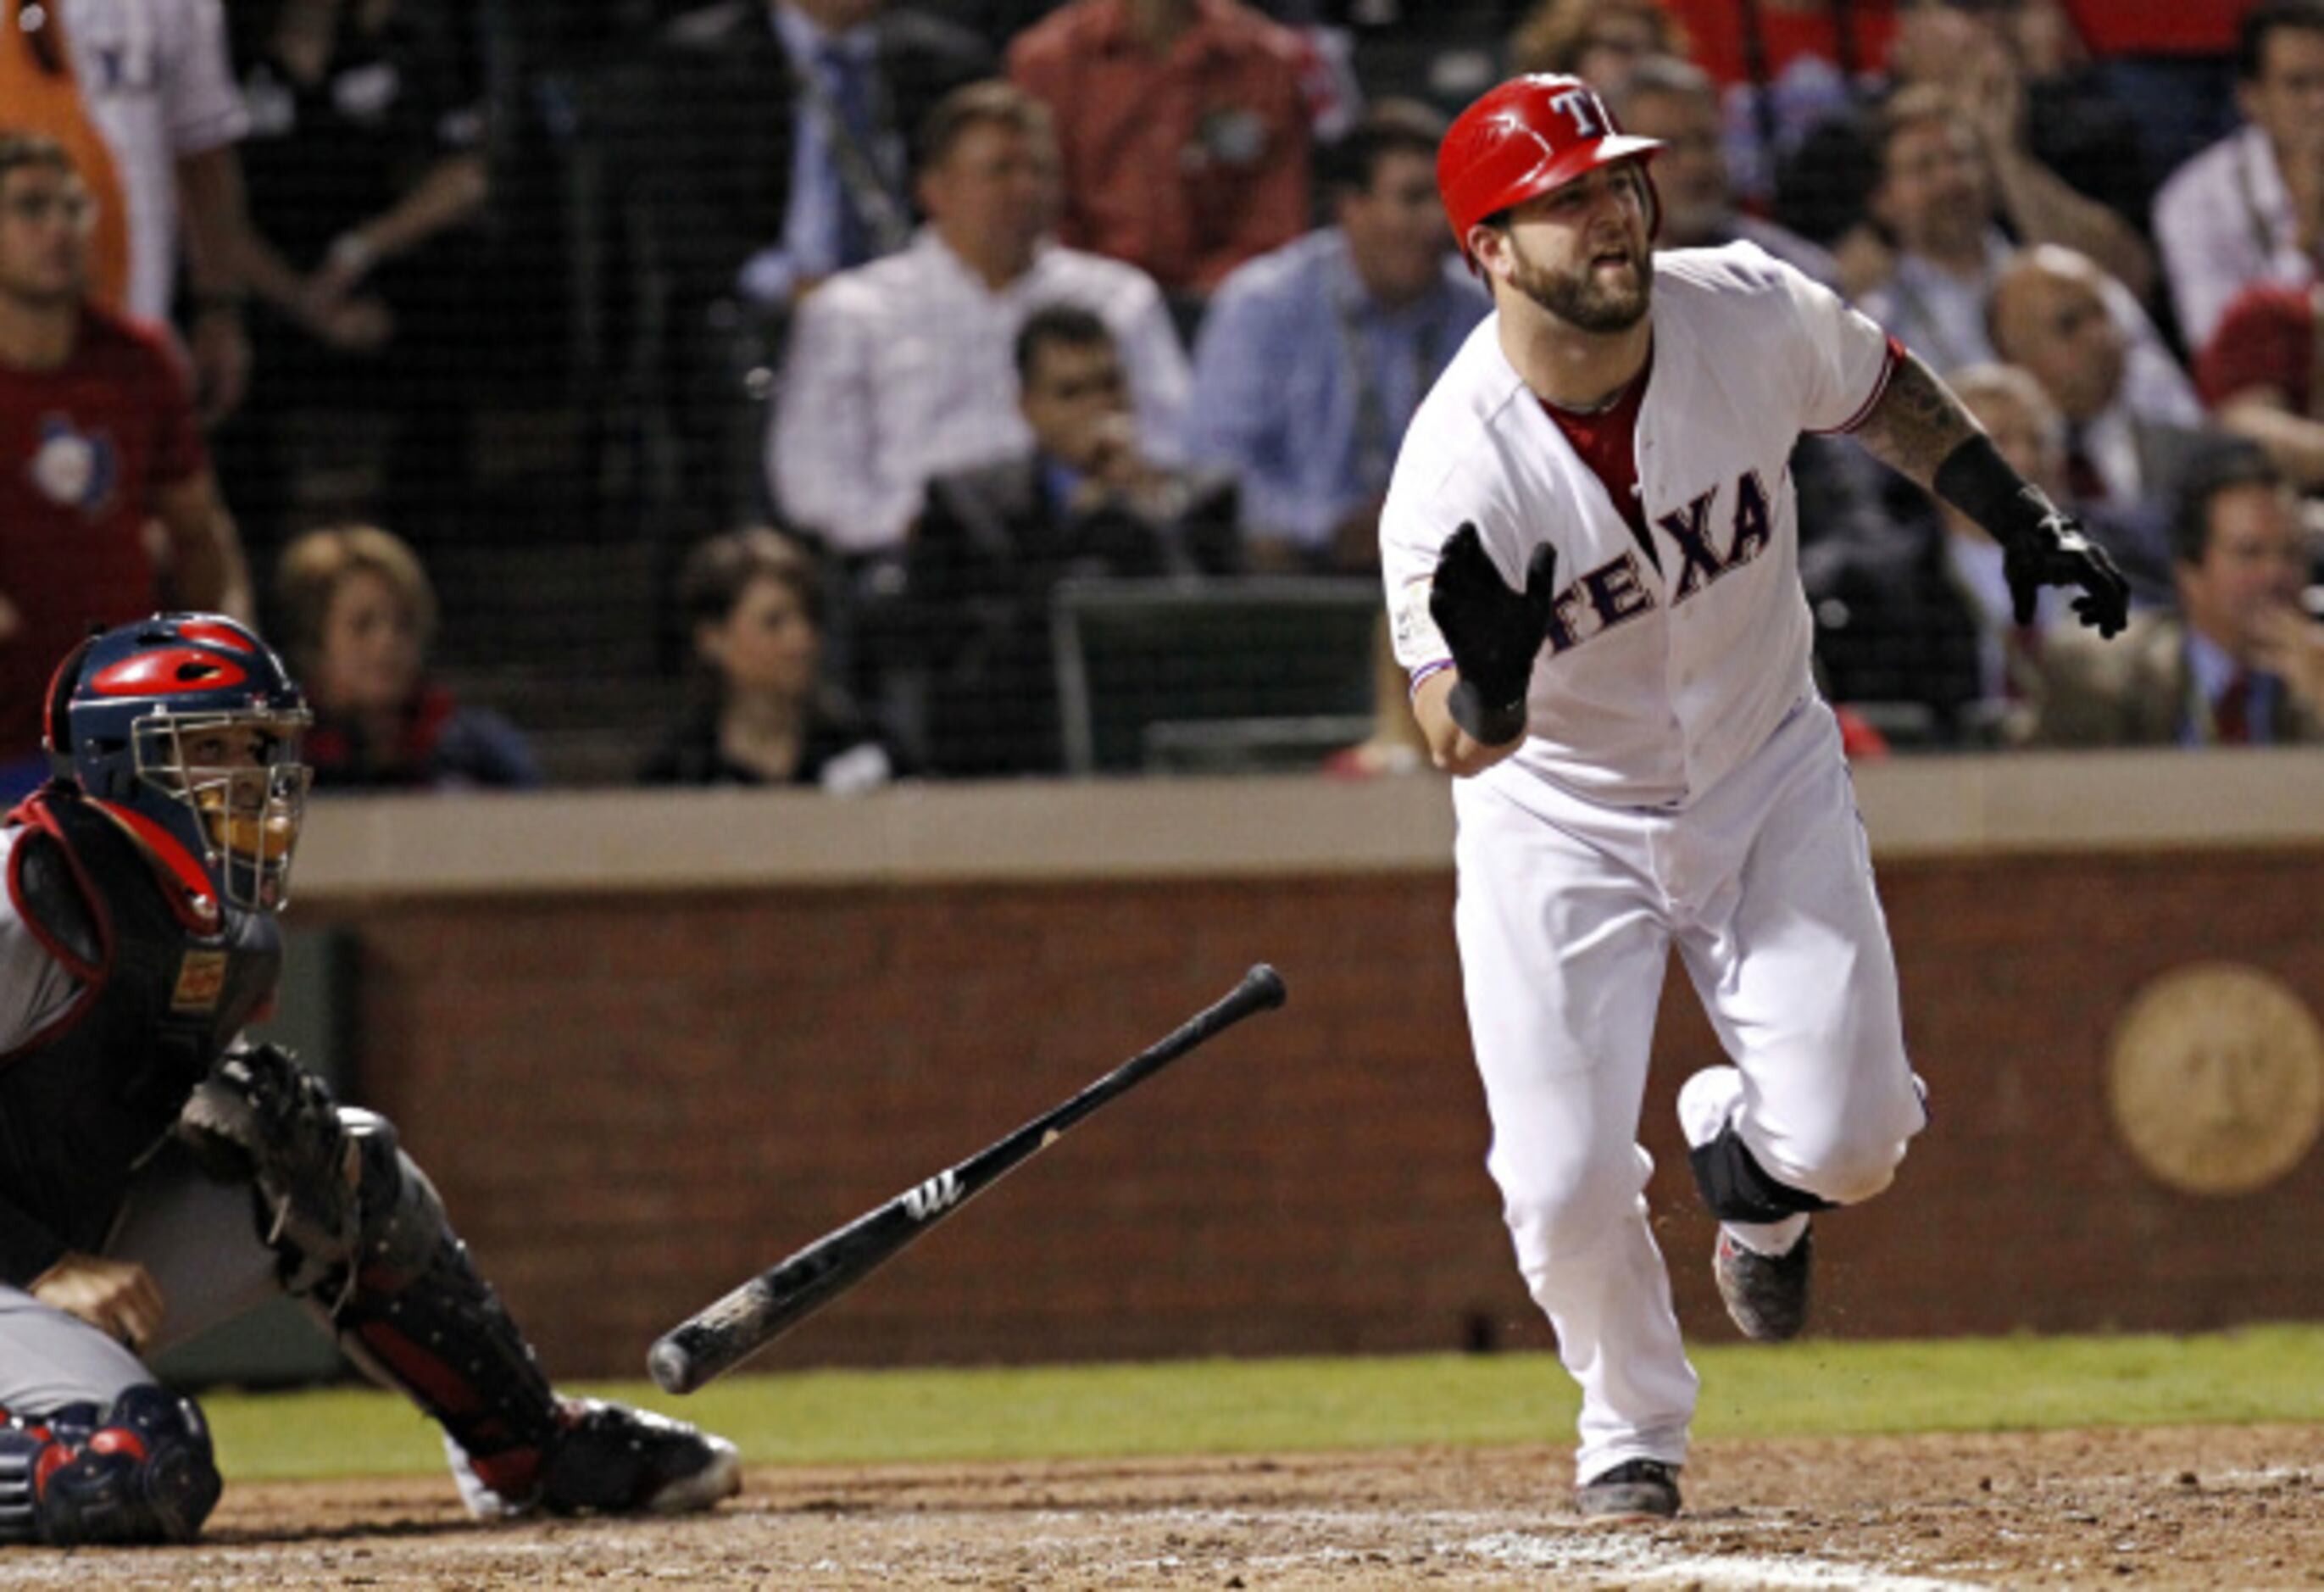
[{"left": 1506, "top": 237, "right": 1654, "bottom": 334}]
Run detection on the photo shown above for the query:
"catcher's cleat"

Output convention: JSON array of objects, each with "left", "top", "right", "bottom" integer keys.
[
  {"left": 1574, "top": 1458, "right": 1682, "bottom": 1521},
  {"left": 537, "top": 1399, "right": 741, "bottom": 1517},
  {"left": 1715, "top": 1226, "right": 1814, "bottom": 1343},
  {"left": 450, "top": 1399, "right": 741, "bottom": 1519}
]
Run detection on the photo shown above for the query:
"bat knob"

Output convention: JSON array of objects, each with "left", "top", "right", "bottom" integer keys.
[
  {"left": 1244, "top": 963, "right": 1287, "bottom": 1010},
  {"left": 647, "top": 1336, "right": 697, "bottom": 1396}
]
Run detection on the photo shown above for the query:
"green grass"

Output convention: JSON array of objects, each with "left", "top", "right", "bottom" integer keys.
[{"left": 202, "top": 1324, "right": 2324, "bottom": 1483}]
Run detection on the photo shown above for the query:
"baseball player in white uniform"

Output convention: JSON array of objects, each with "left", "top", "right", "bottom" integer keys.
[{"left": 1382, "top": 75, "right": 2129, "bottom": 1520}]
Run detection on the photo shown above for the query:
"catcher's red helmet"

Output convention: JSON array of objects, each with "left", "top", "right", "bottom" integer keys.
[{"left": 1437, "top": 74, "right": 1664, "bottom": 266}]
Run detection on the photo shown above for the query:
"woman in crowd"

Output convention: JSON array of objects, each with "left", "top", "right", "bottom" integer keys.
[
  {"left": 274, "top": 524, "right": 539, "bottom": 789},
  {"left": 641, "top": 527, "right": 898, "bottom": 792}
]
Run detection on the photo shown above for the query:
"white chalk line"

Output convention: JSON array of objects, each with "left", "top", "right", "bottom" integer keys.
[
  {"left": 1015, "top": 1505, "right": 1995, "bottom": 1589},
  {"left": 0, "top": 1500, "right": 2000, "bottom": 1588},
  {"left": 1460, "top": 1528, "right": 1993, "bottom": 1589}
]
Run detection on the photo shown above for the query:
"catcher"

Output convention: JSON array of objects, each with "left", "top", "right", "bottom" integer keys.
[{"left": 0, "top": 613, "right": 739, "bottom": 1544}]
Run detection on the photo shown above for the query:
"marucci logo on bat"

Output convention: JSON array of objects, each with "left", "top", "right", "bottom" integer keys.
[{"left": 902, "top": 1171, "right": 963, "bottom": 1221}]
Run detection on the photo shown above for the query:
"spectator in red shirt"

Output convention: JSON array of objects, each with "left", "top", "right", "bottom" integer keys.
[
  {"left": 0, "top": 132, "right": 253, "bottom": 797},
  {"left": 1009, "top": 0, "right": 1310, "bottom": 298},
  {"left": 2196, "top": 279, "right": 2324, "bottom": 491},
  {"left": 1657, "top": 0, "right": 1900, "bottom": 203}
]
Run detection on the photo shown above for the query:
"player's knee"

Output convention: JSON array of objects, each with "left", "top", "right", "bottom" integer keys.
[
  {"left": 7, "top": 1385, "right": 222, "bottom": 1546},
  {"left": 1774, "top": 1078, "right": 1926, "bottom": 1207},
  {"left": 1786, "top": 1144, "right": 1901, "bottom": 1206},
  {"left": 1758, "top": 1116, "right": 1913, "bottom": 1208}
]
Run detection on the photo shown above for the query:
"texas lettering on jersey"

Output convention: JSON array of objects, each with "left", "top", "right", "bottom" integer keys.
[{"left": 1537, "top": 468, "right": 1774, "bottom": 654}]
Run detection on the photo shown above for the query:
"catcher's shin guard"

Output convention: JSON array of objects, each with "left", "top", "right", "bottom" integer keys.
[
  {"left": 0, "top": 1387, "right": 222, "bottom": 1545},
  {"left": 304, "top": 1111, "right": 569, "bottom": 1500},
  {"left": 180, "top": 1048, "right": 738, "bottom": 1516},
  {"left": 178, "top": 1049, "right": 566, "bottom": 1500}
]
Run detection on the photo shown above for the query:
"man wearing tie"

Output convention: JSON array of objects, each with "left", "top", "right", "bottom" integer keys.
[
  {"left": 637, "top": 0, "right": 993, "bottom": 505},
  {"left": 645, "top": 0, "right": 993, "bottom": 309},
  {"left": 2032, "top": 436, "right": 2324, "bottom": 747}
]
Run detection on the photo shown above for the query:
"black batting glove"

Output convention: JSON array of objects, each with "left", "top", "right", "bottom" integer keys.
[
  {"left": 2001, "top": 509, "right": 2130, "bottom": 638},
  {"left": 1428, "top": 521, "right": 1557, "bottom": 746},
  {"left": 1933, "top": 432, "right": 2128, "bottom": 639}
]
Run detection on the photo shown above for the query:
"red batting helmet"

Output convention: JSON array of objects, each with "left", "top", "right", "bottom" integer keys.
[{"left": 1437, "top": 74, "right": 1664, "bottom": 266}]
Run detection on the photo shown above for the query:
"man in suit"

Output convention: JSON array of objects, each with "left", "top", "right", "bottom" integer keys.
[
  {"left": 2034, "top": 436, "right": 2324, "bottom": 747},
  {"left": 637, "top": 0, "right": 994, "bottom": 506},
  {"left": 1985, "top": 245, "right": 2209, "bottom": 526},
  {"left": 906, "top": 303, "right": 1239, "bottom": 777},
  {"left": 644, "top": 0, "right": 994, "bottom": 313}
]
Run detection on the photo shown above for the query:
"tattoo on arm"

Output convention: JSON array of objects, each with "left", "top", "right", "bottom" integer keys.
[{"left": 1849, "top": 352, "right": 1982, "bottom": 491}]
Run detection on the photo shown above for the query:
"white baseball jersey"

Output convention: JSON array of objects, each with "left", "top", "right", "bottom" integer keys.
[
  {"left": 62, "top": 0, "right": 250, "bottom": 320},
  {"left": 1380, "top": 242, "right": 1896, "bottom": 809}
]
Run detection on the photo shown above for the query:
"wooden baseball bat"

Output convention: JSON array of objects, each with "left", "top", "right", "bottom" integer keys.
[{"left": 647, "top": 964, "right": 1287, "bottom": 1394}]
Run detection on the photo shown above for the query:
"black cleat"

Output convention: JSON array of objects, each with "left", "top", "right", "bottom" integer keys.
[
  {"left": 1574, "top": 1458, "right": 1682, "bottom": 1520},
  {"left": 1715, "top": 1227, "right": 1814, "bottom": 1343},
  {"left": 537, "top": 1398, "right": 741, "bottom": 1517}
]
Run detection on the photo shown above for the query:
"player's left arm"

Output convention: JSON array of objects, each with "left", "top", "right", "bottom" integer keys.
[
  {"left": 153, "top": 470, "right": 256, "bottom": 624},
  {"left": 1849, "top": 350, "right": 2129, "bottom": 637}
]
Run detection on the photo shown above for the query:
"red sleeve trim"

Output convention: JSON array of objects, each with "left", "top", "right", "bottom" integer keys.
[
  {"left": 0, "top": 804, "right": 110, "bottom": 1065},
  {"left": 6, "top": 799, "right": 109, "bottom": 985},
  {"left": 1408, "top": 659, "right": 1453, "bottom": 699},
  {"left": 1810, "top": 335, "right": 1905, "bottom": 437}
]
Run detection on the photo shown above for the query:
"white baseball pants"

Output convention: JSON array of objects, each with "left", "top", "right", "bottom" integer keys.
[{"left": 1451, "top": 699, "right": 1926, "bottom": 1483}]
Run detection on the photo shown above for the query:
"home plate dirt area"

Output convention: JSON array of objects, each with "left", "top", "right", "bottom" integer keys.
[{"left": 5, "top": 1427, "right": 2320, "bottom": 1589}]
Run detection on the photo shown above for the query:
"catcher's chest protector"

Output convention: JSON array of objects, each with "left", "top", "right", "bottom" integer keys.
[{"left": 0, "top": 791, "right": 281, "bottom": 1256}]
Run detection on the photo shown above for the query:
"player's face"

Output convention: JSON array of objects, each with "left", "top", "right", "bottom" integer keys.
[
  {"left": 1493, "top": 162, "right": 1654, "bottom": 334},
  {"left": 0, "top": 165, "right": 95, "bottom": 307},
  {"left": 701, "top": 575, "right": 821, "bottom": 703},
  {"left": 2177, "top": 483, "right": 2310, "bottom": 661},
  {"left": 175, "top": 721, "right": 305, "bottom": 871},
  {"left": 1338, "top": 149, "right": 1448, "bottom": 303},
  {"left": 317, "top": 567, "right": 425, "bottom": 715},
  {"left": 1615, "top": 89, "right": 1728, "bottom": 245}
]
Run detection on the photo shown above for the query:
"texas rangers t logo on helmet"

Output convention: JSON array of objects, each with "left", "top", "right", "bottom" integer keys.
[{"left": 1548, "top": 86, "right": 1606, "bottom": 140}]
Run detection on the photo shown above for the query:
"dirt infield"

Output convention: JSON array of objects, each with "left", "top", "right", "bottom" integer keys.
[{"left": 5, "top": 1425, "right": 2320, "bottom": 1589}]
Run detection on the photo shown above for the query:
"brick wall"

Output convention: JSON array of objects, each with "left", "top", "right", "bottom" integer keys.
[{"left": 297, "top": 847, "right": 2324, "bottom": 1378}]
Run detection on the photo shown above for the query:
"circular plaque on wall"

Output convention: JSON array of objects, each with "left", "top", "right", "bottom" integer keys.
[{"left": 2107, "top": 963, "right": 2324, "bottom": 1198}]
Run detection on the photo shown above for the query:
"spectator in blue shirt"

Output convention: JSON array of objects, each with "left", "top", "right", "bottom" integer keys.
[{"left": 1187, "top": 100, "right": 1487, "bottom": 574}]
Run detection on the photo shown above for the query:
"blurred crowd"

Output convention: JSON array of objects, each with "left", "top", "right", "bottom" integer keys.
[{"left": 4, "top": 0, "right": 2323, "bottom": 794}]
